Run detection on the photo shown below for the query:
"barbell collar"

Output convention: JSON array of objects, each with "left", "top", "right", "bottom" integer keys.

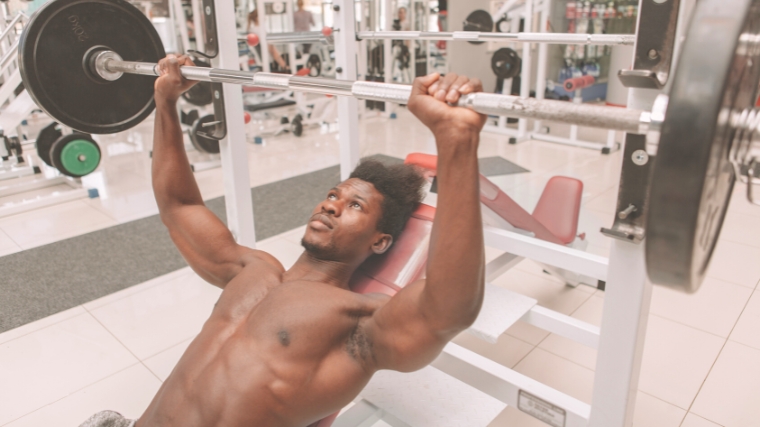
[{"left": 94, "top": 52, "right": 648, "bottom": 133}]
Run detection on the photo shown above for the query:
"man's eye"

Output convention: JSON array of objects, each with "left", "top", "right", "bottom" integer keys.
[
  {"left": 328, "top": 194, "right": 336, "bottom": 200},
  {"left": 351, "top": 202, "right": 361, "bottom": 209}
]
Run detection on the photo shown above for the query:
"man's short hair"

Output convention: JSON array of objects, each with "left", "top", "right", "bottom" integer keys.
[{"left": 350, "top": 160, "right": 425, "bottom": 241}]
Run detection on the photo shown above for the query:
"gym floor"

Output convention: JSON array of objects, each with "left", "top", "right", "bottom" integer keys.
[{"left": 0, "top": 108, "right": 758, "bottom": 427}]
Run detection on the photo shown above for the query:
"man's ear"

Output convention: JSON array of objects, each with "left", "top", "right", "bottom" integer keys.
[{"left": 371, "top": 234, "right": 393, "bottom": 255}]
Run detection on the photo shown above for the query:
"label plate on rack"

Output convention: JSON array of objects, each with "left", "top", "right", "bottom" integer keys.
[{"left": 518, "top": 390, "right": 566, "bottom": 427}]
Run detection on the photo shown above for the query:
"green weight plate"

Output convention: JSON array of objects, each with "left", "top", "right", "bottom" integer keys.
[
  {"left": 19, "top": 0, "right": 165, "bottom": 134},
  {"left": 36, "top": 122, "right": 62, "bottom": 166},
  {"left": 50, "top": 133, "right": 101, "bottom": 177},
  {"left": 646, "top": 0, "right": 760, "bottom": 291},
  {"left": 190, "top": 114, "right": 221, "bottom": 154}
]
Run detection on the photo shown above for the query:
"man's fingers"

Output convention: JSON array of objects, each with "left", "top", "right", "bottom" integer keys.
[
  {"left": 434, "top": 73, "right": 458, "bottom": 101},
  {"left": 411, "top": 73, "right": 440, "bottom": 97},
  {"left": 467, "top": 78, "right": 483, "bottom": 94},
  {"left": 445, "top": 75, "right": 471, "bottom": 103}
]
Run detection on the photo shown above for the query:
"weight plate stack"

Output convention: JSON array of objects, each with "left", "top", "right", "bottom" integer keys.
[
  {"left": 50, "top": 133, "right": 101, "bottom": 177},
  {"left": 646, "top": 0, "right": 760, "bottom": 291},
  {"left": 19, "top": 0, "right": 166, "bottom": 134},
  {"left": 36, "top": 122, "right": 62, "bottom": 167},
  {"left": 190, "top": 115, "right": 221, "bottom": 154}
]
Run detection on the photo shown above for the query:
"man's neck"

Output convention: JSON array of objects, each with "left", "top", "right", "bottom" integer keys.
[{"left": 283, "top": 252, "right": 358, "bottom": 289}]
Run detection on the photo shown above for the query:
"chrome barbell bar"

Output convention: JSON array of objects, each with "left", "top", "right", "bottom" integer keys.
[
  {"left": 261, "top": 29, "right": 635, "bottom": 46},
  {"left": 93, "top": 50, "right": 651, "bottom": 134}
]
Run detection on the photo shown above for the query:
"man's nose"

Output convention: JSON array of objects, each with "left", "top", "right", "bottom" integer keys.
[{"left": 321, "top": 199, "right": 341, "bottom": 216}]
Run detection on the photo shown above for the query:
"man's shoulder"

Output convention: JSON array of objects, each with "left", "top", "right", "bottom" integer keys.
[{"left": 240, "top": 248, "right": 286, "bottom": 273}]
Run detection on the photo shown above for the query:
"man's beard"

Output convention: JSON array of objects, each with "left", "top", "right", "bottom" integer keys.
[{"left": 301, "top": 237, "right": 342, "bottom": 261}]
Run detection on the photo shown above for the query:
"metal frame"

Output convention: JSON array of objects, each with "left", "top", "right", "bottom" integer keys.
[{"left": 213, "top": 0, "right": 256, "bottom": 246}]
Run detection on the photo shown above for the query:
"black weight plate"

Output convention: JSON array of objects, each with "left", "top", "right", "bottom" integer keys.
[
  {"left": 190, "top": 114, "right": 220, "bottom": 154},
  {"left": 182, "top": 60, "right": 213, "bottom": 106},
  {"left": 463, "top": 10, "right": 493, "bottom": 45},
  {"left": 646, "top": 0, "right": 760, "bottom": 291},
  {"left": 491, "top": 47, "right": 521, "bottom": 79},
  {"left": 36, "top": 121, "right": 62, "bottom": 166},
  {"left": 19, "top": 0, "right": 166, "bottom": 134}
]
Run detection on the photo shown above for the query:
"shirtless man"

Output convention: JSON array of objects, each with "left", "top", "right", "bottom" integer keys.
[{"left": 80, "top": 55, "right": 486, "bottom": 427}]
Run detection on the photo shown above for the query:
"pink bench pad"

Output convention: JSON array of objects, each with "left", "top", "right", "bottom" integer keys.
[{"left": 404, "top": 153, "right": 582, "bottom": 245}]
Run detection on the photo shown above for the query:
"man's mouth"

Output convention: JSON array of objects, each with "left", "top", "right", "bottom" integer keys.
[{"left": 309, "top": 214, "right": 333, "bottom": 230}]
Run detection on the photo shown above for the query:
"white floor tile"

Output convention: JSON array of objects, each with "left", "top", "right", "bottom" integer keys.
[
  {"left": 583, "top": 186, "right": 617, "bottom": 215},
  {"left": 538, "top": 294, "right": 604, "bottom": 370},
  {"left": 83, "top": 267, "right": 193, "bottom": 311},
  {"left": 492, "top": 268, "right": 595, "bottom": 316},
  {"left": 280, "top": 225, "right": 307, "bottom": 245},
  {"left": 87, "top": 273, "right": 221, "bottom": 360},
  {"left": 257, "top": 237, "right": 305, "bottom": 270},
  {"left": 650, "top": 277, "right": 752, "bottom": 338},
  {"left": 452, "top": 331, "right": 534, "bottom": 369},
  {"left": 0, "top": 313, "right": 137, "bottom": 425},
  {"left": 638, "top": 316, "right": 725, "bottom": 409},
  {"left": 729, "top": 290, "right": 760, "bottom": 351},
  {"left": 720, "top": 212, "right": 760, "bottom": 249},
  {"left": 691, "top": 341, "right": 760, "bottom": 427},
  {"left": 0, "top": 227, "right": 20, "bottom": 257},
  {"left": 0, "top": 200, "right": 117, "bottom": 249},
  {"left": 728, "top": 184, "right": 760, "bottom": 218},
  {"left": 0, "top": 305, "right": 86, "bottom": 346},
  {"left": 488, "top": 405, "right": 554, "bottom": 427},
  {"left": 513, "top": 347, "right": 595, "bottom": 404},
  {"left": 142, "top": 338, "right": 194, "bottom": 381},
  {"left": 706, "top": 239, "right": 760, "bottom": 289},
  {"left": 632, "top": 392, "right": 686, "bottom": 427},
  {"left": 4, "top": 363, "right": 160, "bottom": 427},
  {"left": 681, "top": 413, "right": 723, "bottom": 427}
]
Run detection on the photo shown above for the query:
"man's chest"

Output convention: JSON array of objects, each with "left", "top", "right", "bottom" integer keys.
[{"left": 213, "top": 276, "right": 379, "bottom": 360}]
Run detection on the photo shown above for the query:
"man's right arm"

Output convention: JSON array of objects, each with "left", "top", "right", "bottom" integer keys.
[
  {"left": 152, "top": 55, "right": 257, "bottom": 288},
  {"left": 364, "top": 74, "right": 487, "bottom": 372}
]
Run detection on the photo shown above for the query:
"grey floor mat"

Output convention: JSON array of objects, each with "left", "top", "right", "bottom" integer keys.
[{"left": 0, "top": 155, "right": 526, "bottom": 333}]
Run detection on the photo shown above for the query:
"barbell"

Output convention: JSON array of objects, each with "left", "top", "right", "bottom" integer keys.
[{"left": 16, "top": 0, "right": 760, "bottom": 292}]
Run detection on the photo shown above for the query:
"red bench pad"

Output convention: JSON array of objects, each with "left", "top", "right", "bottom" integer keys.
[{"left": 404, "top": 153, "right": 582, "bottom": 245}]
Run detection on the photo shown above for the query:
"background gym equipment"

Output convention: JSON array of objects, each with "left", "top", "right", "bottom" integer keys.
[
  {"left": 490, "top": 47, "right": 521, "bottom": 80},
  {"left": 15, "top": 0, "right": 760, "bottom": 292},
  {"left": 34, "top": 122, "right": 101, "bottom": 177},
  {"left": 189, "top": 114, "right": 221, "bottom": 154},
  {"left": 462, "top": 10, "right": 493, "bottom": 45}
]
